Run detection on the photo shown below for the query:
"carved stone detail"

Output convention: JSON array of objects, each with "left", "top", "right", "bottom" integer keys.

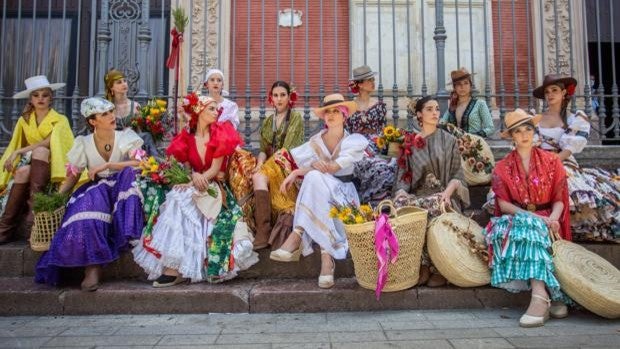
[
  {"left": 189, "top": 1, "right": 220, "bottom": 91},
  {"left": 542, "top": 0, "right": 572, "bottom": 75}
]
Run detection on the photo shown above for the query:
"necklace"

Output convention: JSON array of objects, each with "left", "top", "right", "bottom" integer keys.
[{"left": 104, "top": 144, "right": 112, "bottom": 152}]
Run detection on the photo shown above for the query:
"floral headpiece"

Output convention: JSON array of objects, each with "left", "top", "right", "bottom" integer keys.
[
  {"left": 348, "top": 80, "right": 360, "bottom": 94},
  {"left": 182, "top": 92, "right": 217, "bottom": 130}
]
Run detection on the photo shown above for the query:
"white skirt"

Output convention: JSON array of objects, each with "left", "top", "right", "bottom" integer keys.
[
  {"left": 294, "top": 170, "right": 360, "bottom": 260},
  {"left": 132, "top": 188, "right": 209, "bottom": 282}
]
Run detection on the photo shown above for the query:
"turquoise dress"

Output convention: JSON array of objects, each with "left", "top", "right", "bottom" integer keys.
[{"left": 441, "top": 98, "right": 495, "bottom": 137}]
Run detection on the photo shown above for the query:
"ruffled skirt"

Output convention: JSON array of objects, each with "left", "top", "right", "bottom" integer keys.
[
  {"left": 35, "top": 167, "right": 144, "bottom": 286},
  {"left": 353, "top": 156, "right": 396, "bottom": 204},
  {"left": 486, "top": 212, "right": 568, "bottom": 302},
  {"left": 132, "top": 184, "right": 256, "bottom": 283}
]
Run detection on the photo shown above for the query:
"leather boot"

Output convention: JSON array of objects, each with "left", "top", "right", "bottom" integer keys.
[
  {"left": 252, "top": 190, "right": 272, "bottom": 250},
  {"left": 24, "top": 159, "right": 50, "bottom": 239},
  {"left": 0, "top": 183, "right": 29, "bottom": 244}
]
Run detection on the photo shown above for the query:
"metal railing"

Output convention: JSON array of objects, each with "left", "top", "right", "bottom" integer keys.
[{"left": 1, "top": 0, "right": 619, "bottom": 146}]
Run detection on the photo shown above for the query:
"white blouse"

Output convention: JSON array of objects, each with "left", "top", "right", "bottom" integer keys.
[
  {"left": 67, "top": 129, "right": 144, "bottom": 177},
  {"left": 537, "top": 110, "right": 590, "bottom": 155},
  {"left": 218, "top": 98, "right": 240, "bottom": 129},
  {"left": 290, "top": 131, "right": 369, "bottom": 176}
]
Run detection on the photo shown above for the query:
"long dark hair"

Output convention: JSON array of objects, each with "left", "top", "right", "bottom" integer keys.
[
  {"left": 269, "top": 80, "right": 292, "bottom": 120},
  {"left": 553, "top": 82, "right": 570, "bottom": 128}
]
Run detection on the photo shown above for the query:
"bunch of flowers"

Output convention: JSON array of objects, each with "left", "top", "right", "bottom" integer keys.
[
  {"left": 374, "top": 125, "right": 407, "bottom": 150},
  {"left": 135, "top": 152, "right": 192, "bottom": 186},
  {"left": 445, "top": 123, "right": 493, "bottom": 174},
  {"left": 329, "top": 201, "right": 374, "bottom": 225},
  {"left": 131, "top": 99, "right": 169, "bottom": 142}
]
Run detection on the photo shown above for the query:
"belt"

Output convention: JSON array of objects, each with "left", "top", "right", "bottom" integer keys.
[
  {"left": 516, "top": 202, "right": 552, "bottom": 212},
  {"left": 335, "top": 174, "right": 355, "bottom": 183}
]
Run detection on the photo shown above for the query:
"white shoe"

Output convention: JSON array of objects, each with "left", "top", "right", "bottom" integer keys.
[
  {"left": 519, "top": 294, "right": 550, "bottom": 328},
  {"left": 550, "top": 301, "right": 568, "bottom": 319},
  {"left": 318, "top": 250, "right": 335, "bottom": 289},
  {"left": 270, "top": 228, "right": 303, "bottom": 262}
]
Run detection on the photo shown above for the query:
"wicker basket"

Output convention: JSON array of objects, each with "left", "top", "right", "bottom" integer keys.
[
  {"left": 30, "top": 206, "right": 65, "bottom": 252},
  {"left": 551, "top": 230, "right": 620, "bottom": 319},
  {"left": 427, "top": 205, "right": 490, "bottom": 287},
  {"left": 344, "top": 200, "right": 427, "bottom": 292},
  {"left": 386, "top": 142, "right": 401, "bottom": 158}
]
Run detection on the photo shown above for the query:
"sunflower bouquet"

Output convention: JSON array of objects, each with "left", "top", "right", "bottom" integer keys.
[
  {"left": 131, "top": 99, "right": 169, "bottom": 142},
  {"left": 373, "top": 125, "right": 406, "bottom": 150},
  {"left": 329, "top": 201, "right": 374, "bottom": 225}
]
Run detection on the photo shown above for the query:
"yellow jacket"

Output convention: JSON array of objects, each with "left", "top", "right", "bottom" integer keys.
[{"left": 0, "top": 109, "right": 75, "bottom": 189}]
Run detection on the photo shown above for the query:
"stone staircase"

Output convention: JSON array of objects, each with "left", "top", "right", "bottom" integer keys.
[{"left": 0, "top": 145, "right": 618, "bottom": 315}]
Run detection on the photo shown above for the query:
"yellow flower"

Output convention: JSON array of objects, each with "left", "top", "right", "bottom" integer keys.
[
  {"left": 329, "top": 207, "right": 339, "bottom": 218},
  {"left": 148, "top": 156, "right": 157, "bottom": 165},
  {"left": 354, "top": 215, "right": 365, "bottom": 224},
  {"left": 360, "top": 205, "right": 372, "bottom": 214},
  {"left": 394, "top": 129, "right": 401, "bottom": 138},
  {"left": 338, "top": 212, "right": 348, "bottom": 222},
  {"left": 375, "top": 137, "right": 386, "bottom": 149},
  {"left": 156, "top": 99, "right": 167, "bottom": 107},
  {"left": 383, "top": 125, "right": 395, "bottom": 137},
  {"left": 342, "top": 207, "right": 352, "bottom": 217},
  {"left": 150, "top": 108, "right": 161, "bottom": 117}
]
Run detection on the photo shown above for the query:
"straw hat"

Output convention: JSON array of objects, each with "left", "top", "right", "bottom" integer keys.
[
  {"left": 192, "top": 183, "right": 223, "bottom": 220},
  {"left": 351, "top": 65, "right": 377, "bottom": 81},
  {"left": 313, "top": 93, "right": 358, "bottom": 119},
  {"left": 500, "top": 108, "right": 542, "bottom": 139},
  {"left": 533, "top": 74, "right": 577, "bottom": 99},
  {"left": 447, "top": 67, "right": 475, "bottom": 85},
  {"left": 13, "top": 75, "right": 66, "bottom": 99}
]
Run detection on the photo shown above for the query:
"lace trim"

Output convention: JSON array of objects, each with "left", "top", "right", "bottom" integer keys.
[
  {"left": 61, "top": 211, "right": 113, "bottom": 228},
  {"left": 113, "top": 186, "right": 144, "bottom": 213}
]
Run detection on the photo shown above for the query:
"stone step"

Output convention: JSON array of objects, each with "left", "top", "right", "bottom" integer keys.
[
  {"left": 2, "top": 240, "right": 618, "bottom": 280},
  {"left": 0, "top": 277, "right": 532, "bottom": 316}
]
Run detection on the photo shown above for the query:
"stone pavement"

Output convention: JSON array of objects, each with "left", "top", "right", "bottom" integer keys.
[{"left": 0, "top": 309, "right": 618, "bottom": 348}]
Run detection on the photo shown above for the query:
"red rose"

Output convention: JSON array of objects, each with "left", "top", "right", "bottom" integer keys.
[
  {"left": 566, "top": 83, "right": 576, "bottom": 97},
  {"left": 413, "top": 135, "right": 426, "bottom": 149}
]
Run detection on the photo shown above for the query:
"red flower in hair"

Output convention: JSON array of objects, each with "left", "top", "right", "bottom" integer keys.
[
  {"left": 288, "top": 88, "right": 298, "bottom": 108},
  {"left": 348, "top": 80, "right": 359, "bottom": 94},
  {"left": 566, "top": 83, "right": 576, "bottom": 97},
  {"left": 182, "top": 92, "right": 199, "bottom": 115},
  {"left": 217, "top": 106, "right": 223, "bottom": 118},
  {"left": 268, "top": 94, "right": 274, "bottom": 106}
]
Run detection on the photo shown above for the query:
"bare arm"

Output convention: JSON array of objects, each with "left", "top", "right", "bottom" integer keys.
[
  {"left": 557, "top": 149, "right": 572, "bottom": 162},
  {"left": 58, "top": 173, "right": 81, "bottom": 194}
]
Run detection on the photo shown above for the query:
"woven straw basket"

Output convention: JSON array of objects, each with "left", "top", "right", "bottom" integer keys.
[
  {"left": 30, "top": 207, "right": 65, "bottom": 252},
  {"left": 462, "top": 134, "right": 494, "bottom": 186},
  {"left": 551, "top": 231, "right": 620, "bottom": 319},
  {"left": 344, "top": 200, "right": 427, "bottom": 292},
  {"left": 427, "top": 205, "right": 490, "bottom": 287}
]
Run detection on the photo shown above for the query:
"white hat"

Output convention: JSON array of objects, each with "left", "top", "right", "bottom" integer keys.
[
  {"left": 80, "top": 97, "right": 115, "bottom": 118},
  {"left": 13, "top": 75, "right": 66, "bottom": 99}
]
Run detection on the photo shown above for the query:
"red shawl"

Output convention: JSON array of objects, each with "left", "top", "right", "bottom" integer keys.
[{"left": 492, "top": 147, "right": 571, "bottom": 240}]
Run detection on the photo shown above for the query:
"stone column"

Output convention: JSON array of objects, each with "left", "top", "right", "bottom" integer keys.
[
  {"left": 96, "top": 0, "right": 112, "bottom": 97},
  {"left": 136, "top": 0, "right": 152, "bottom": 97}
]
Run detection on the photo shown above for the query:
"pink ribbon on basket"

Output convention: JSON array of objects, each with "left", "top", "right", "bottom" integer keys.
[{"left": 374, "top": 213, "right": 400, "bottom": 300}]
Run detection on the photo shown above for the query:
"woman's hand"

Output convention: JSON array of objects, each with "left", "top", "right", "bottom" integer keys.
[
  {"left": 3, "top": 151, "right": 19, "bottom": 172},
  {"left": 537, "top": 215, "right": 560, "bottom": 235},
  {"left": 311, "top": 160, "right": 330, "bottom": 173},
  {"left": 280, "top": 173, "right": 297, "bottom": 194},
  {"left": 438, "top": 190, "right": 452, "bottom": 207},
  {"left": 192, "top": 172, "right": 209, "bottom": 192},
  {"left": 173, "top": 183, "right": 192, "bottom": 191},
  {"left": 252, "top": 160, "right": 264, "bottom": 174},
  {"left": 88, "top": 163, "right": 108, "bottom": 181}
]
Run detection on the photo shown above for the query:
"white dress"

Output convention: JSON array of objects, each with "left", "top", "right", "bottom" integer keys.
[
  {"left": 68, "top": 129, "right": 143, "bottom": 175},
  {"left": 536, "top": 111, "right": 620, "bottom": 241},
  {"left": 290, "top": 131, "right": 369, "bottom": 259}
]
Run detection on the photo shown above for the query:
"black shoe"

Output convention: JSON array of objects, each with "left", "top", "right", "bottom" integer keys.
[{"left": 152, "top": 274, "right": 186, "bottom": 288}]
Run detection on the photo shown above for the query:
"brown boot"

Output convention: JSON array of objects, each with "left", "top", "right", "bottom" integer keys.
[
  {"left": 24, "top": 159, "right": 50, "bottom": 239},
  {"left": 0, "top": 183, "right": 29, "bottom": 244},
  {"left": 252, "top": 190, "right": 272, "bottom": 250}
]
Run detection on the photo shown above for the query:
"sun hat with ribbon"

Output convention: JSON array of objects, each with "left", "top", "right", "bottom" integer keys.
[
  {"left": 533, "top": 74, "right": 578, "bottom": 99},
  {"left": 500, "top": 108, "right": 542, "bottom": 139},
  {"left": 80, "top": 97, "right": 115, "bottom": 118},
  {"left": 13, "top": 75, "right": 66, "bottom": 99},
  {"left": 313, "top": 93, "right": 358, "bottom": 119}
]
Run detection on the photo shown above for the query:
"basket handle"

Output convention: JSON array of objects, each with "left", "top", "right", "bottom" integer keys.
[
  {"left": 548, "top": 226, "right": 562, "bottom": 243},
  {"left": 439, "top": 199, "right": 454, "bottom": 214},
  {"left": 375, "top": 199, "right": 397, "bottom": 218}
]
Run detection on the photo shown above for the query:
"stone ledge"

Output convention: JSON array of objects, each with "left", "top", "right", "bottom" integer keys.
[
  {"left": 0, "top": 277, "right": 534, "bottom": 316},
  {"left": 1, "top": 241, "right": 618, "bottom": 279}
]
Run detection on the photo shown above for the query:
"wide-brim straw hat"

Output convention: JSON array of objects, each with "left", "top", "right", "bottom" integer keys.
[
  {"left": 192, "top": 183, "right": 223, "bottom": 220},
  {"left": 351, "top": 65, "right": 377, "bottom": 81},
  {"left": 313, "top": 93, "right": 358, "bottom": 119},
  {"left": 533, "top": 74, "right": 577, "bottom": 99},
  {"left": 13, "top": 75, "right": 66, "bottom": 99},
  {"left": 500, "top": 108, "right": 542, "bottom": 139}
]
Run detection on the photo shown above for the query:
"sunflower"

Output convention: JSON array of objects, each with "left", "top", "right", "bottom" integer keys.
[
  {"left": 354, "top": 215, "right": 365, "bottom": 224},
  {"left": 329, "top": 206, "right": 339, "bottom": 218},
  {"left": 375, "top": 137, "right": 386, "bottom": 149},
  {"left": 383, "top": 125, "right": 396, "bottom": 137}
]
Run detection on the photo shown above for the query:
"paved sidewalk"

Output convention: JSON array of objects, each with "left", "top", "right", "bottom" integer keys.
[{"left": 0, "top": 309, "right": 618, "bottom": 348}]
